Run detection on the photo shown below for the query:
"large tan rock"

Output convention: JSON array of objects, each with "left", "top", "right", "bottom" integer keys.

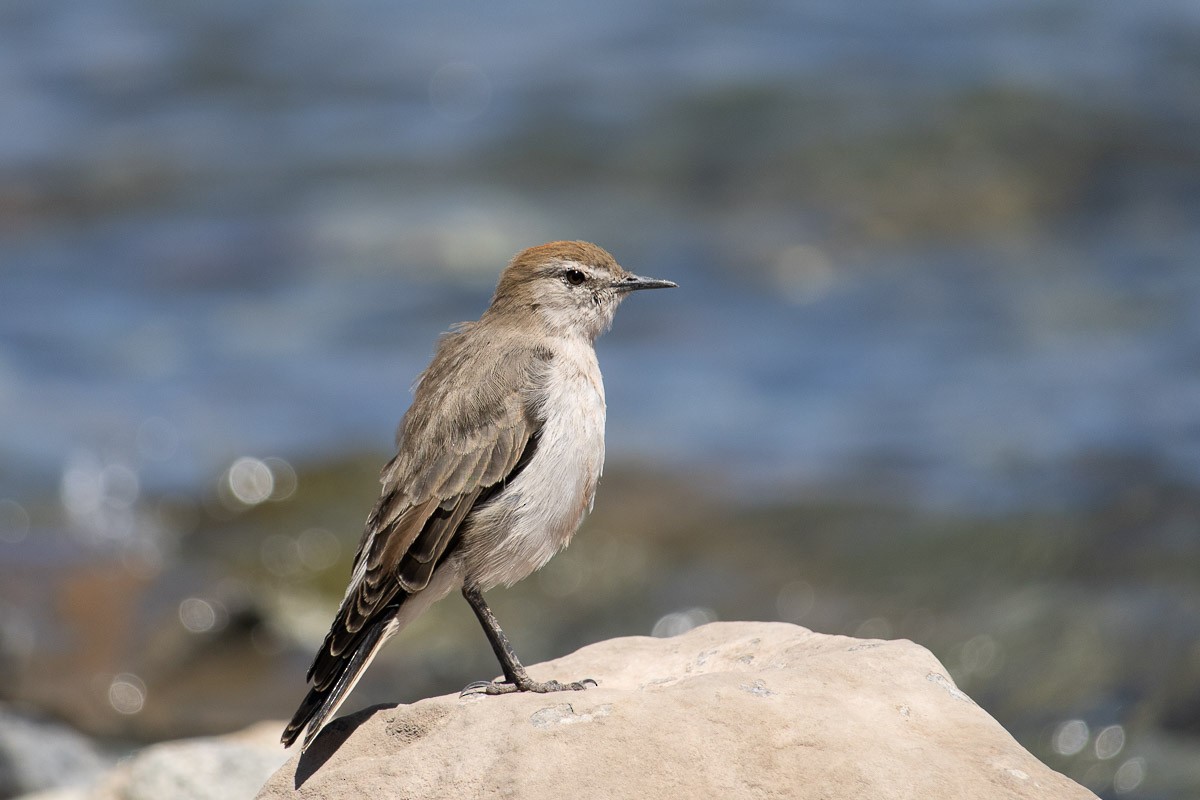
[{"left": 258, "top": 622, "right": 1096, "bottom": 799}]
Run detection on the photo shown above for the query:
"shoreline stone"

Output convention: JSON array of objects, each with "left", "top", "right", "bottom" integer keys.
[{"left": 257, "top": 621, "right": 1097, "bottom": 800}]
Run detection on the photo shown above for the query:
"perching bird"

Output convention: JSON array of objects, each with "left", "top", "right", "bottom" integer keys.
[{"left": 282, "top": 241, "right": 676, "bottom": 749}]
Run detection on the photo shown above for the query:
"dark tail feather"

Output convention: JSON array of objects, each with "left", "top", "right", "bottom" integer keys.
[{"left": 281, "top": 621, "right": 387, "bottom": 750}]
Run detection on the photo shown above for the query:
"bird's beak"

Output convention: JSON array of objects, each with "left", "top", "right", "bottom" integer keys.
[{"left": 612, "top": 273, "right": 678, "bottom": 293}]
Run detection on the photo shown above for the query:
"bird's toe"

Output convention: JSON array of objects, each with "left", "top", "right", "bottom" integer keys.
[{"left": 460, "top": 680, "right": 511, "bottom": 696}]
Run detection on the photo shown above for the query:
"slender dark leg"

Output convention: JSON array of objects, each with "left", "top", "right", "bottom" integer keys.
[{"left": 460, "top": 584, "right": 597, "bottom": 696}]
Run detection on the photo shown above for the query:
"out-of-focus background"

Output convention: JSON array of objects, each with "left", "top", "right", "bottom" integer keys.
[{"left": 1, "top": 0, "right": 1199, "bottom": 797}]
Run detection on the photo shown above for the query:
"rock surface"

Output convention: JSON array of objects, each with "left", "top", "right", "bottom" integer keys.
[
  {"left": 0, "top": 707, "right": 109, "bottom": 797},
  {"left": 19, "top": 721, "right": 290, "bottom": 800},
  {"left": 258, "top": 622, "right": 1097, "bottom": 800}
]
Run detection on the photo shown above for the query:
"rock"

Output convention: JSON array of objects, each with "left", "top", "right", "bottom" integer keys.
[
  {"left": 23, "top": 721, "right": 291, "bottom": 800},
  {"left": 0, "top": 707, "right": 109, "bottom": 797},
  {"left": 257, "top": 621, "right": 1097, "bottom": 799}
]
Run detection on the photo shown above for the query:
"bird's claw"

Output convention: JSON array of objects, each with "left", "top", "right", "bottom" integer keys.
[
  {"left": 460, "top": 677, "right": 599, "bottom": 696},
  {"left": 460, "top": 680, "right": 498, "bottom": 696}
]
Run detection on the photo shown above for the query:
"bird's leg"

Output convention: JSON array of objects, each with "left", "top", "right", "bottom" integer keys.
[{"left": 460, "top": 584, "right": 597, "bottom": 696}]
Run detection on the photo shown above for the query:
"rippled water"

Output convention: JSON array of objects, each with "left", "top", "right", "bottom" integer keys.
[{"left": 4, "top": 0, "right": 1200, "bottom": 512}]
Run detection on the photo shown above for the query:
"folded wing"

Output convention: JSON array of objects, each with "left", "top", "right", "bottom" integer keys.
[{"left": 282, "top": 335, "right": 550, "bottom": 748}]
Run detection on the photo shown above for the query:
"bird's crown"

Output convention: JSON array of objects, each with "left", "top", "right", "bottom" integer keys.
[{"left": 495, "top": 241, "right": 623, "bottom": 295}]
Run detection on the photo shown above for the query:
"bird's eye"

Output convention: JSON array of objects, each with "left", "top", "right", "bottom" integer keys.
[{"left": 562, "top": 269, "right": 586, "bottom": 286}]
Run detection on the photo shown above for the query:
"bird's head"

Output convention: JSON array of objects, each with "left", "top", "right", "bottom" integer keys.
[{"left": 488, "top": 241, "right": 676, "bottom": 340}]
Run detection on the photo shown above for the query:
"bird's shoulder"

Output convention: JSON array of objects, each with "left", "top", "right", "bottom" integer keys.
[
  {"left": 416, "top": 321, "right": 553, "bottom": 395},
  {"left": 380, "top": 322, "right": 555, "bottom": 499},
  {"left": 407, "top": 323, "right": 555, "bottom": 432}
]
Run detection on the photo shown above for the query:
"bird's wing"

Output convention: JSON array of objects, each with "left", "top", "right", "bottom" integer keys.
[{"left": 307, "top": 335, "right": 550, "bottom": 683}]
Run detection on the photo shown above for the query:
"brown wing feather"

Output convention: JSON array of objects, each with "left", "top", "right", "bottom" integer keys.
[
  {"left": 304, "top": 335, "right": 551, "bottom": 685},
  {"left": 397, "top": 489, "right": 482, "bottom": 591}
]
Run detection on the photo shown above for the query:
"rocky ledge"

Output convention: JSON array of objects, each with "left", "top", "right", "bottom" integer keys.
[{"left": 258, "top": 621, "right": 1095, "bottom": 800}]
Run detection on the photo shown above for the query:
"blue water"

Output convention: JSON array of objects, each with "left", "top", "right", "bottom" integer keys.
[{"left": 2, "top": 0, "right": 1200, "bottom": 512}]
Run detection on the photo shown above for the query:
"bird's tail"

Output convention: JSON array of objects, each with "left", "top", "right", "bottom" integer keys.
[{"left": 281, "top": 620, "right": 390, "bottom": 750}]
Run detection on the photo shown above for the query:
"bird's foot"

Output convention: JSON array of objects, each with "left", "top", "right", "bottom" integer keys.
[{"left": 461, "top": 677, "right": 598, "bottom": 696}]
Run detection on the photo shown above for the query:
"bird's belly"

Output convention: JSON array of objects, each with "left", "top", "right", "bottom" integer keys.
[{"left": 460, "top": 365, "right": 606, "bottom": 590}]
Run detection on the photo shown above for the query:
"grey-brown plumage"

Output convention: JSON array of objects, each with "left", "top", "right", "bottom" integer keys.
[{"left": 282, "top": 241, "right": 675, "bottom": 750}]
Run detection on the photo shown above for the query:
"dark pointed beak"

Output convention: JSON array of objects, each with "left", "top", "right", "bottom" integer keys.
[{"left": 612, "top": 273, "right": 678, "bottom": 293}]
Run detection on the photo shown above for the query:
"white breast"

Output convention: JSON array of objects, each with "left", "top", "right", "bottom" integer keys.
[{"left": 460, "top": 339, "right": 606, "bottom": 590}]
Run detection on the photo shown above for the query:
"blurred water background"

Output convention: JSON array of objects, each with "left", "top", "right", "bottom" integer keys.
[{"left": 2, "top": 0, "right": 1199, "bottom": 797}]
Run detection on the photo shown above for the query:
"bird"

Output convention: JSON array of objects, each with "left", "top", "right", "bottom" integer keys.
[{"left": 281, "top": 240, "right": 676, "bottom": 750}]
